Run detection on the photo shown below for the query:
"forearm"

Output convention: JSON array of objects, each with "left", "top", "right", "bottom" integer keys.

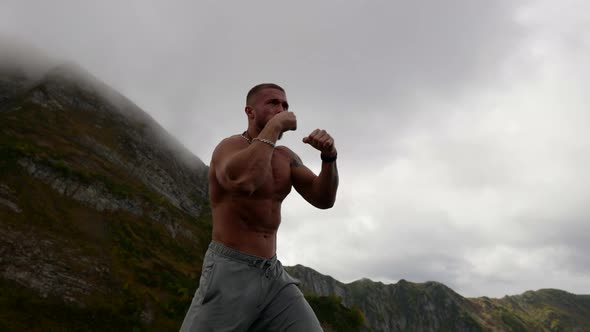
[
  {"left": 224, "top": 124, "right": 282, "bottom": 193},
  {"left": 311, "top": 161, "right": 339, "bottom": 208}
]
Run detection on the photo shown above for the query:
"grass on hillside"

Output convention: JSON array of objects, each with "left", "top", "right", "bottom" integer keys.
[
  {"left": 305, "top": 294, "right": 367, "bottom": 332},
  {"left": 1, "top": 108, "right": 213, "bottom": 331}
]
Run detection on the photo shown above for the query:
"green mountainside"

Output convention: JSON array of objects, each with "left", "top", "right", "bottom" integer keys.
[
  {"left": 286, "top": 265, "right": 590, "bottom": 331},
  {"left": 1, "top": 60, "right": 589, "bottom": 332},
  {"left": 1, "top": 64, "right": 211, "bottom": 331}
]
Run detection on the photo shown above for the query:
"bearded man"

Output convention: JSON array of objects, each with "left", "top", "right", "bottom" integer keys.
[{"left": 180, "top": 83, "right": 339, "bottom": 331}]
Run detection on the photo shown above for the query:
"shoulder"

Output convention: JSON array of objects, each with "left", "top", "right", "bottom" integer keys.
[
  {"left": 221, "top": 134, "right": 249, "bottom": 145},
  {"left": 215, "top": 134, "right": 249, "bottom": 150},
  {"left": 211, "top": 135, "right": 249, "bottom": 161},
  {"left": 275, "top": 146, "right": 303, "bottom": 167}
]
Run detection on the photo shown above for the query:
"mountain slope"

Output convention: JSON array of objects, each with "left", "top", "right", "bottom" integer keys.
[
  {"left": 1, "top": 63, "right": 210, "bottom": 331},
  {"left": 287, "top": 265, "right": 482, "bottom": 331},
  {"left": 286, "top": 265, "right": 590, "bottom": 332}
]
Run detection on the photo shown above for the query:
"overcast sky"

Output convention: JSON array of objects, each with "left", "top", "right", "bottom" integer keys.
[{"left": 2, "top": 0, "right": 589, "bottom": 298}]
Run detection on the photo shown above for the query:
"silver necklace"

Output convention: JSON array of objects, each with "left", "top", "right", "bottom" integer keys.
[{"left": 241, "top": 131, "right": 251, "bottom": 144}]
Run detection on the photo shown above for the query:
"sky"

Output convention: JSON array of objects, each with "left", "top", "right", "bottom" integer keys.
[{"left": 1, "top": 0, "right": 589, "bottom": 298}]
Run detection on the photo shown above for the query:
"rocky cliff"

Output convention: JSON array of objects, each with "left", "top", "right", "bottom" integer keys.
[
  {"left": 286, "top": 265, "right": 590, "bottom": 332},
  {"left": 1, "top": 60, "right": 210, "bottom": 331}
]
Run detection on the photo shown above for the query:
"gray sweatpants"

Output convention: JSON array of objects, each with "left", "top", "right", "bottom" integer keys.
[{"left": 179, "top": 241, "right": 323, "bottom": 332}]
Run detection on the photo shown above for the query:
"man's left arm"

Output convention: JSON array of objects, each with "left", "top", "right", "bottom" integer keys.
[{"left": 291, "top": 129, "right": 339, "bottom": 209}]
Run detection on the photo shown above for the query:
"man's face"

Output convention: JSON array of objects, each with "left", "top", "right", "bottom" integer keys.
[{"left": 248, "top": 88, "right": 289, "bottom": 131}]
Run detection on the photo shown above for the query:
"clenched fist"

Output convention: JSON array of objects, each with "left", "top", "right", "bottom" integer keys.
[
  {"left": 269, "top": 111, "right": 297, "bottom": 132},
  {"left": 303, "top": 129, "right": 337, "bottom": 157}
]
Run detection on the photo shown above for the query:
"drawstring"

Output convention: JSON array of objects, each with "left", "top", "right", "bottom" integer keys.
[
  {"left": 264, "top": 260, "right": 276, "bottom": 279},
  {"left": 253, "top": 259, "right": 278, "bottom": 308},
  {"left": 249, "top": 258, "right": 277, "bottom": 279}
]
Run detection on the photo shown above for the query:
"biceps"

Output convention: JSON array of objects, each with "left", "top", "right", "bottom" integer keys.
[
  {"left": 212, "top": 142, "right": 245, "bottom": 185},
  {"left": 212, "top": 154, "right": 244, "bottom": 192},
  {"left": 292, "top": 166, "right": 317, "bottom": 197}
]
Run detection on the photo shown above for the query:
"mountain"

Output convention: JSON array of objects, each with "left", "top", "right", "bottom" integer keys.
[
  {"left": 1, "top": 61, "right": 210, "bottom": 331},
  {"left": 286, "top": 265, "right": 590, "bottom": 331},
  {"left": 1, "top": 56, "right": 589, "bottom": 332}
]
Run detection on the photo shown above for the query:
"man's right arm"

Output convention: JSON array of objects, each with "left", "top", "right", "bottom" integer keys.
[{"left": 213, "top": 115, "right": 291, "bottom": 195}]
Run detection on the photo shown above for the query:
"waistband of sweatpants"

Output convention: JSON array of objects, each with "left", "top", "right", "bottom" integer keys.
[{"left": 209, "top": 241, "right": 278, "bottom": 269}]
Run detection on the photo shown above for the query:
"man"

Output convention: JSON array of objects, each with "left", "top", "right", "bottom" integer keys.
[{"left": 180, "top": 83, "right": 339, "bottom": 331}]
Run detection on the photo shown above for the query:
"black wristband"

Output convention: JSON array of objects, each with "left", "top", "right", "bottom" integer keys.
[{"left": 321, "top": 153, "right": 337, "bottom": 163}]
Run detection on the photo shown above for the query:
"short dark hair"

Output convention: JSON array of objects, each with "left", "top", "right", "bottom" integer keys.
[{"left": 246, "top": 83, "right": 285, "bottom": 105}]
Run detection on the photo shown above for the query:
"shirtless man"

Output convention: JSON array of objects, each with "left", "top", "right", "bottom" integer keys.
[{"left": 180, "top": 83, "right": 339, "bottom": 331}]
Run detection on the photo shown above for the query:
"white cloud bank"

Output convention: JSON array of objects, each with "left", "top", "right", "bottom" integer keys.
[{"left": 1, "top": 0, "right": 589, "bottom": 297}]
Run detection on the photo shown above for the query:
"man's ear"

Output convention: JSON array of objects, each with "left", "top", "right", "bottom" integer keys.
[{"left": 245, "top": 106, "right": 254, "bottom": 118}]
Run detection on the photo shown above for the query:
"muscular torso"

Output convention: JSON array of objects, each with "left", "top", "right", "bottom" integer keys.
[{"left": 209, "top": 144, "right": 293, "bottom": 258}]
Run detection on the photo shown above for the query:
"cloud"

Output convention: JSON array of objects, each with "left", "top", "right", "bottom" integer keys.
[
  {"left": 2, "top": 0, "right": 589, "bottom": 297},
  {"left": 281, "top": 0, "right": 590, "bottom": 297},
  {"left": 0, "top": 0, "right": 526, "bottom": 157}
]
